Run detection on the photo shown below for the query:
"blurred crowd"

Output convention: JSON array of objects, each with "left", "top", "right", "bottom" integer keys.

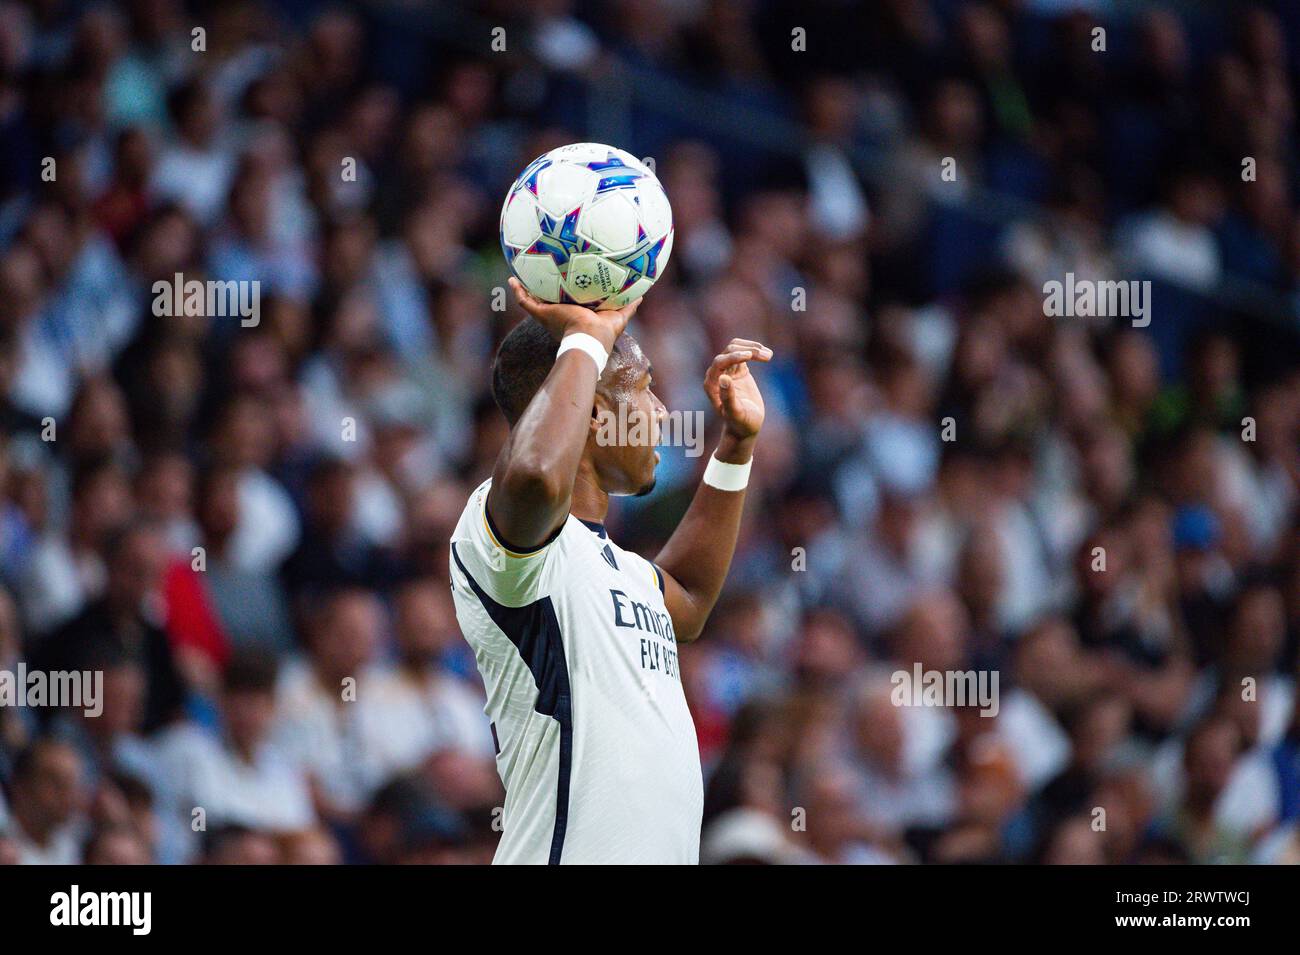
[{"left": 1, "top": 0, "right": 1299, "bottom": 864}]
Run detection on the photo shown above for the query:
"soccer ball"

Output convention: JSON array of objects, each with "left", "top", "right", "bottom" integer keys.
[{"left": 499, "top": 143, "right": 673, "bottom": 310}]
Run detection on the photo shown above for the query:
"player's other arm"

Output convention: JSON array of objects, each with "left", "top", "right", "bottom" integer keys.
[
  {"left": 487, "top": 278, "right": 639, "bottom": 550},
  {"left": 655, "top": 339, "right": 772, "bottom": 642}
]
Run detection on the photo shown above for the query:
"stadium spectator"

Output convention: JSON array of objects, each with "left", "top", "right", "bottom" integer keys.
[{"left": 6, "top": 738, "right": 89, "bottom": 864}]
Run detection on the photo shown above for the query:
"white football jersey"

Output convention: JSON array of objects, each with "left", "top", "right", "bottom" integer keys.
[{"left": 449, "top": 478, "right": 703, "bottom": 864}]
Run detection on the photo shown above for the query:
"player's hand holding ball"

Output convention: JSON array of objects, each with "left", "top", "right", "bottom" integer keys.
[{"left": 507, "top": 277, "right": 640, "bottom": 353}]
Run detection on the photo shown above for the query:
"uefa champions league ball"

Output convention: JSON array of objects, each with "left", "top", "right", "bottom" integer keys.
[{"left": 499, "top": 143, "right": 674, "bottom": 310}]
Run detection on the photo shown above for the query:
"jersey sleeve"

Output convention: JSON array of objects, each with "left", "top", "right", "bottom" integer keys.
[{"left": 450, "top": 482, "right": 559, "bottom": 608}]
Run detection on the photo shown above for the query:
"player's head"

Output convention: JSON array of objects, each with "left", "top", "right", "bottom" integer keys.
[{"left": 492, "top": 317, "right": 666, "bottom": 496}]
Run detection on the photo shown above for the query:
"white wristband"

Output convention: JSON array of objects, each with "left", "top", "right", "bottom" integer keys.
[
  {"left": 703, "top": 454, "right": 752, "bottom": 491},
  {"left": 556, "top": 332, "right": 609, "bottom": 372}
]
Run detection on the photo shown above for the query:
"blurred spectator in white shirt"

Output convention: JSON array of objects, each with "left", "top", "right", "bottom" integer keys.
[
  {"left": 150, "top": 80, "right": 236, "bottom": 228},
  {"left": 1116, "top": 167, "right": 1224, "bottom": 291},
  {"left": 151, "top": 651, "right": 316, "bottom": 861},
  {"left": 6, "top": 737, "right": 89, "bottom": 864},
  {"left": 273, "top": 588, "right": 386, "bottom": 820},
  {"left": 361, "top": 577, "right": 495, "bottom": 777}
]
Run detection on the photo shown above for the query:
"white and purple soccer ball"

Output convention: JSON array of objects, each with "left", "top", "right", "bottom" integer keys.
[{"left": 499, "top": 143, "right": 673, "bottom": 310}]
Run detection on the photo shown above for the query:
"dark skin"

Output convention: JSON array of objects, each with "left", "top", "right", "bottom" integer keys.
[{"left": 489, "top": 278, "right": 771, "bottom": 641}]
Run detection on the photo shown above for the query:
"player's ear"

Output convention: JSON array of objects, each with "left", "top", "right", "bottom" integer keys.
[{"left": 590, "top": 389, "right": 612, "bottom": 436}]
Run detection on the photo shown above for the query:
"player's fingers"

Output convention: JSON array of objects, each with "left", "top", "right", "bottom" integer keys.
[
  {"left": 725, "top": 340, "right": 773, "bottom": 361},
  {"left": 709, "top": 349, "right": 763, "bottom": 381},
  {"left": 614, "top": 296, "right": 642, "bottom": 322},
  {"left": 722, "top": 341, "right": 771, "bottom": 360},
  {"left": 722, "top": 349, "right": 767, "bottom": 370},
  {"left": 703, "top": 373, "right": 723, "bottom": 409},
  {"left": 711, "top": 349, "right": 752, "bottom": 370},
  {"left": 509, "top": 278, "right": 545, "bottom": 315},
  {"left": 594, "top": 296, "right": 639, "bottom": 338},
  {"left": 721, "top": 376, "right": 749, "bottom": 417}
]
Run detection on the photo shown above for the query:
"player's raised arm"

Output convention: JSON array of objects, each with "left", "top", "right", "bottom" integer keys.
[
  {"left": 655, "top": 339, "right": 772, "bottom": 641},
  {"left": 487, "top": 278, "right": 641, "bottom": 550}
]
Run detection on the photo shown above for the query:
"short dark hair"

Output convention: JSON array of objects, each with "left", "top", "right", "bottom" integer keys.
[
  {"left": 101, "top": 517, "right": 162, "bottom": 564},
  {"left": 491, "top": 318, "right": 561, "bottom": 425},
  {"left": 223, "top": 650, "right": 279, "bottom": 695},
  {"left": 491, "top": 317, "right": 638, "bottom": 426},
  {"left": 11, "top": 736, "right": 75, "bottom": 784}
]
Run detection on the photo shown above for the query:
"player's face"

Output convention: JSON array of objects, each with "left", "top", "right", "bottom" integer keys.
[{"left": 591, "top": 339, "right": 667, "bottom": 497}]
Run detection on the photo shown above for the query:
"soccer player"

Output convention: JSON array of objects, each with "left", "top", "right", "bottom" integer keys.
[{"left": 449, "top": 278, "right": 771, "bottom": 864}]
